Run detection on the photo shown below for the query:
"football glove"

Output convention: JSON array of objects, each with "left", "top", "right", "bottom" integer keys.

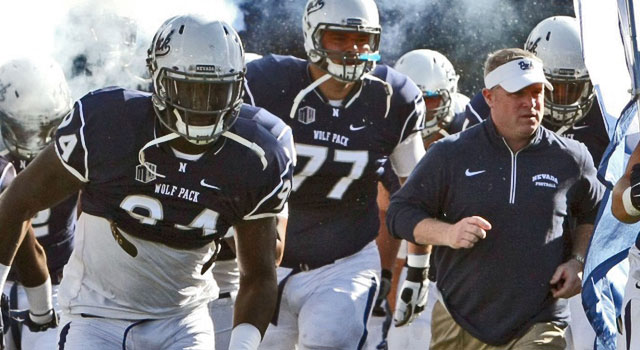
[
  {"left": 394, "top": 255, "right": 430, "bottom": 327},
  {"left": 10, "top": 308, "right": 59, "bottom": 333},
  {"left": 630, "top": 164, "right": 640, "bottom": 210},
  {"left": 372, "top": 269, "right": 392, "bottom": 317}
]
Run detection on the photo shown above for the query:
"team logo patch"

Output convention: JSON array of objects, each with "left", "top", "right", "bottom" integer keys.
[
  {"left": 195, "top": 65, "right": 221, "bottom": 73},
  {"left": 519, "top": 60, "right": 534, "bottom": 71},
  {"left": 532, "top": 173, "right": 558, "bottom": 188},
  {"left": 298, "top": 106, "right": 316, "bottom": 125},
  {"left": 135, "top": 162, "right": 157, "bottom": 183}
]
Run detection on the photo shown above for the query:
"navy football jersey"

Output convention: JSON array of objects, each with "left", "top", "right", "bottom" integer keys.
[
  {"left": 0, "top": 151, "right": 76, "bottom": 280},
  {"left": 459, "top": 91, "right": 609, "bottom": 165},
  {"left": 245, "top": 54, "right": 425, "bottom": 268},
  {"left": 54, "top": 88, "right": 293, "bottom": 251}
]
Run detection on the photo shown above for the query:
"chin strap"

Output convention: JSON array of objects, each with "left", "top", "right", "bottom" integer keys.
[
  {"left": 137, "top": 132, "right": 181, "bottom": 179},
  {"left": 289, "top": 73, "right": 332, "bottom": 119},
  {"left": 555, "top": 125, "right": 570, "bottom": 136},
  {"left": 222, "top": 131, "right": 268, "bottom": 170}
]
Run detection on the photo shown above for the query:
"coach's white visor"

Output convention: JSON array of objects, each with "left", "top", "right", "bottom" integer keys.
[{"left": 484, "top": 58, "right": 553, "bottom": 92}]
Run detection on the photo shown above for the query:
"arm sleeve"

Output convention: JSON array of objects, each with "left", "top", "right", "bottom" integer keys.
[
  {"left": 387, "top": 142, "right": 448, "bottom": 242},
  {"left": 572, "top": 145, "right": 606, "bottom": 225}
]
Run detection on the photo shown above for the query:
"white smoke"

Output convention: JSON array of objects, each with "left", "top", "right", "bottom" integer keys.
[{"left": 0, "top": 0, "right": 245, "bottom": 100}]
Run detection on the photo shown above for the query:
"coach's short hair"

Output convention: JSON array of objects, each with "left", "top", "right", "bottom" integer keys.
[{"left": 483, "top": 48, "right": 539, "bottom": 77}]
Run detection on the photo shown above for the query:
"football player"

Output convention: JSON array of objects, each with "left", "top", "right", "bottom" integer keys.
[
  {"left": 366, "top": 49, "right": 470, "bottom": 350},
  {"left": 209, "top": 51, "right": 293, "bottom": 350},
  {"left": 0, "top": 57, "right": 74, "bottom": 350},
  {"left": 0, "top": 16, "right": 293, "bottom": 350},
  {"left": 244, "top": 0, "right": 426, "bottom": 349}
]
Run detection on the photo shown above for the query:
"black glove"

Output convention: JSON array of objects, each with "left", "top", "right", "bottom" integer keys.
[
  {"left": 394, "top": 263, "right": 429, "bottom": 327},
  {"left": 10, "top": 308, "right": 59, "bottom": 333},
  {"left": 372, "top": 269, "right": 392, "bottom": 317},
  {"left": 0, "top": 293, "right": 8, "bottom": 350},
  {"left": 629, "top": 164, "right": 640, "bottom": 210}
]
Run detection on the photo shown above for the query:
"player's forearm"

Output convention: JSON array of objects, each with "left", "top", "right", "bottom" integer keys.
[
  {"left": 13, "top": 227, "right": 49, "bottom": 287},
  {"left": 612, "top": 176, "right": 640, "bottom": 223},
  {"left": 234, "top": 272, "right": 278, "bottom": 336}
]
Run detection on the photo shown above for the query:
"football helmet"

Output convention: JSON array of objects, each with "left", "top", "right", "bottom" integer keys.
[
  {"left": 302, "top": 0, "right": 381, "bottom": 82},
  {"left": 0, "top": 57, "right": 72, "bottom": 160},
  {"left": 147, "top": 16, "right": 245, "bottom": 145},
  {"left": 394, "top": 49, "right": 460, "bottom": 137},
  {"left": 524, "top": 16, "right": 594, "bottom": 127}
]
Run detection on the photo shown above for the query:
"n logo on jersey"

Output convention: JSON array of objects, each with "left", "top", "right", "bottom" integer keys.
[
  {"left": 136, "top": 162, "right": 157, "bottom": 183},
  {"left": 298, "top": 106, "right": 316, "bottom": 125}
]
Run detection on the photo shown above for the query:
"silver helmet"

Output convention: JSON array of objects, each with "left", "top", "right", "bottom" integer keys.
[
  {"left": 394, "top": 49, "right": 460, "bottom": 138},
  {"left": 524, "top": 16, "right": 594, "bottom": 127},
  {"left": 302, "top": 0, "right": 381, "bottom": 82},
  {"left": 0, "top": 57, "right": 72, "bottom": 159},
  {"left": 147, "top": 15, "right": 245, "bottom": 145}
]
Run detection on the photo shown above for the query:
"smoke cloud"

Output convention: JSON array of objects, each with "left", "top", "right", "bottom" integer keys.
[{"left": 0, "top": 0, "right": 245, "bottom": 100}]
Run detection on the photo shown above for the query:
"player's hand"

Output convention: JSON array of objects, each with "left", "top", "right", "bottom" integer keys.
[
  {"left": 1, "top": 294, "right": 9, "bottom": 350},
  {"left": 372, "top": 269, "right": 392, "bottom": 317},
  {"left": 549, "top": 259, "right": 583, "bottom": 299},
  {"left": 629, "top": 164, "right": 640, "bottom": 210},
  {"left": 394, "top": 255, "right": 429, "bottom": 327},
  {"left": 445, "top": 216, "right": 491, "bottom": 249},
  {"left": 10, "top": 308, "right": 59, "bottom": 333}
]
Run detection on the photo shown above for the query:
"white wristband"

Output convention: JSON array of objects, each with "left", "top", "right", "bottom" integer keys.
[
  {"left": 228, "top": 323, "right": 262, "bottom": 350},
  {"left": 623, "top": 187, "right": 640, "bottom": 217},
  {"left": 0, "top": 263, "right": 10, "bottom": 294},
  {"left": 25, "top": 276, "right": 53, "bottom": 316},
  {"left": 407, "top": 253, "right": 430, "bottom": 268}
]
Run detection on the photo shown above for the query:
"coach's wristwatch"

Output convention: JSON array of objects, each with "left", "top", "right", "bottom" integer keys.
[{"left": 570, "top": 253, "right": 585, "bottom": 266}]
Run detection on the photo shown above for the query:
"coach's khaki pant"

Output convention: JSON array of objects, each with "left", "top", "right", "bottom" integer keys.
[{"left": 430, "top": 301, "right": 566, "bottom": 350}]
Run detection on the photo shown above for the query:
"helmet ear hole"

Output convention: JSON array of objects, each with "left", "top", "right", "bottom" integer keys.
[{"left": 147, "top": 16, "right": 245, "bottom": 145}]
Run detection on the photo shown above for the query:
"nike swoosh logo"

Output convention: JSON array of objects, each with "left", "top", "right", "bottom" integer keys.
[
  {"left": 200, "top": 180, "right": 221, "bottom": 190},
  {"left": 350, "top": 124, "right": 366, "bottom": 131},
  {"left": 465, "top": 169, "right": 486, "bottom": 177},
  {"left": 571, "top": 125, "right": 589, "bottom": 130}
]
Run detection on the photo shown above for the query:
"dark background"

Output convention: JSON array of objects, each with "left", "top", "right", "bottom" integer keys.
[{"left": 236, "top": 0, "right": 575, "bottom": 96}]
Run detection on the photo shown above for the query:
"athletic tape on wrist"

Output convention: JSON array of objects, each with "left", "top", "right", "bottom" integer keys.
[
  {"left": 623, "top": 186, "right": 640, "bottom": 217},
  {"left": 0, "top": 263, "right": 9, "bottom": 295},
  {"left": 407, "top": 253, "right": 430, "bottom": 268},
  {"left": 228, "top": 323, "right": 261, "bottom": 350}
]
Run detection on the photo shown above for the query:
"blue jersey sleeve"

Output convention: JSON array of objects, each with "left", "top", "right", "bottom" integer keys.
[
  {"left": 241, "top": 138, "right": 293, "bottom": 220},
  {"left": 381, "top": 67, "right": 426, "bottom": 144}
]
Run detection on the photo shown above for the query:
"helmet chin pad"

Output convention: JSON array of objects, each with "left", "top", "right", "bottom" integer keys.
[{"left": 325, "top": 59, "right": 368, "bottom": 82}]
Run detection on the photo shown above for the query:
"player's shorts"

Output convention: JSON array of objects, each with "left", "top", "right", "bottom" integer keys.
[
  {"left": 57, "top": 304, "right": 214, "bottom": 350},
  {"left": 619, "top": 245, "right": 640, "bottom": 350},
  {"left": 259, "top": 241, "right": 380, "bottom": 350}
]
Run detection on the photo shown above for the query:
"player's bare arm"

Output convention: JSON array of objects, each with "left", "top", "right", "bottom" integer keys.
[
  {"left": 233, "top": 216, "right": 279, "bottom": 336},
  {"left": 0, "top": 144, "right": 84, "bottom": 266}
]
